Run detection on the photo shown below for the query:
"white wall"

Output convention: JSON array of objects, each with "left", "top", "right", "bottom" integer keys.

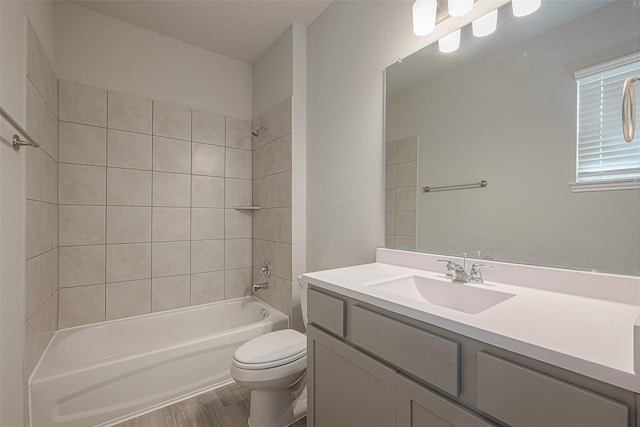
[
  {"left": 253, "top": 26, "right": 293, "bottom": 118},
  {"left": 306, "top": 1, "right": 429, "bottom": 272},
  {"left": 55, "top": 1, "right": 252, "bottom": 120},
  {"left": 0, "top": 2, "right": 56, "bottom": 425}
]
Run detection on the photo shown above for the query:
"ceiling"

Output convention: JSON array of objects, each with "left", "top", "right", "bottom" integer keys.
[{"left": 70, "top": 0, "right": 333, "bottom": 64}]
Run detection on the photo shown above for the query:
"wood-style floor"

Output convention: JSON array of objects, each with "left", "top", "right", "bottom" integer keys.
[{"left": 115, "top": 382, "right": 307, "bottom": 427}]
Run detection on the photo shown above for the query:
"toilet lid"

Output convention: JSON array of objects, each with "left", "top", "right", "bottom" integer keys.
[{"left": 233, "top": 330, "right": 306, "bottom": 370}]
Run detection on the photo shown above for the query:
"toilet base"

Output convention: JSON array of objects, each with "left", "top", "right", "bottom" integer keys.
[{"left": 247, "top": 385, "right": 307, "bottom": 427}]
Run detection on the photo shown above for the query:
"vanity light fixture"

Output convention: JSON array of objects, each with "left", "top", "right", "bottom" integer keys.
[
  {"left": 412, "top": 0, "right": 438, "bottom": 36},
  {"left": 448, "top": 0, "right": 474, "bottom": 17},
  {"left": 472, "top": 9, "right": 498, "bottom": 37},
  {"left": 439, "top": 29, "right": 461, "bottom": 53},
  {"left": 512, "top": 0, "right": 541, "bottom": 17}
]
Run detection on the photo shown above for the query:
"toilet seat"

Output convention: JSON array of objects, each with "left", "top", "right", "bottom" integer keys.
[{"left": 232, "top": 329, "right": 306, "bottom": 370}]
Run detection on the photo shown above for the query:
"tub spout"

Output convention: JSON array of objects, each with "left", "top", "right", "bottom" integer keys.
[{"left": 253, "top": 282, "right": 269, "bottom": 293}]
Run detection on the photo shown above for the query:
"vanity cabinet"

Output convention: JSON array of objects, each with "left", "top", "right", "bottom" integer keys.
[{"left": 307, "top": 286, "right": 637, "bottom": 427}]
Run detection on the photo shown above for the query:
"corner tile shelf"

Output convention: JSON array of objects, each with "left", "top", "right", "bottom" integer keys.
[{"left": 233, "top": 206, "right": 261, "bottom": 210}]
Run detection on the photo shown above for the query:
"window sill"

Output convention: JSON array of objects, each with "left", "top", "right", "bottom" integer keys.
[{"left": 569, "top": 179, "right": 640, "bottom": 193}]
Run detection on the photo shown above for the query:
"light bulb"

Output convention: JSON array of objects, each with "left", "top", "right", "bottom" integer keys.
[
  {"left": 412, "top": 0, "right": 438, "bottom": 36},
  {"left": 512, "top": 0, "right": 541, "bottom": 17},
  {"left": 448, "top": 0, "right": 473, "bottom": 17},
  {"left": 439, "top": 29, "right": 461, "bottom": 53},
  {"left": 472, "top": 9, "right": 498, "bottom": 37}
]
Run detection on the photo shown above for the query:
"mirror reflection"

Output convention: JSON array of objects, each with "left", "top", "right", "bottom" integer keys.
[{"left": 385, "top": 0, "right": 640, "bottom": 275}]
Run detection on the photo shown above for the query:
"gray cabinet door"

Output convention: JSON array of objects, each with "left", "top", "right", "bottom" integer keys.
[
  {"left": 397, "top": 374, "right": 496, "bottom": 427},
  {"left": 308, "top": 325, "right": 396, "bottom": 427}
]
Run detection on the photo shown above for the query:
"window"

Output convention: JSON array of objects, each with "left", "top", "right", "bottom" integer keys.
[{"left": 572, "top": 52, "right": 640, "bottom": 192}]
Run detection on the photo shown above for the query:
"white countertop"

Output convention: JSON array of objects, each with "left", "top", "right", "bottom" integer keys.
[{"left": 302, "top": 261, "right": 640, "bottom": 393}]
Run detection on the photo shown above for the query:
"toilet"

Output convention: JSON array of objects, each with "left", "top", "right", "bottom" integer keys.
[{"left": 230, "top": 280, "right": 308, "bottom": 427}]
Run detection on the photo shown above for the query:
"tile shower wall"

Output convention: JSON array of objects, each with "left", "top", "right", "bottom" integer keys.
[
  {"left": 57, "top": 80, "right": 253, "bottom": 328},
  {"left": 251, "top": 99, "right": 293, "bottom": 318},
  {"left": 385, "top": 137, "right": 417, "bottom": 251},
  {"left": 24, "top": 21, "right": 60, "bottom": 379}
]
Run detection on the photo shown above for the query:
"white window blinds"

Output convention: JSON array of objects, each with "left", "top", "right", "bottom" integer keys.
[{"left": 575, "top": 53, "right": 640, "bottom": 183}]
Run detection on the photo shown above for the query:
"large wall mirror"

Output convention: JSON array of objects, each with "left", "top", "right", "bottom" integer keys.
[{"left": 385, "top": 0, "right": 640, "bottom": 275}]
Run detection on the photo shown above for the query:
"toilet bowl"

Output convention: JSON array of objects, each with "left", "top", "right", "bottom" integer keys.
[{"left": 230, "top": 280, "right": 308, "bottom": 427}]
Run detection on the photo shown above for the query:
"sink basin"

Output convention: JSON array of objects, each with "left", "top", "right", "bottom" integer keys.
[{"left": 368, "top": 275, "right": 515, "bottom": 314}]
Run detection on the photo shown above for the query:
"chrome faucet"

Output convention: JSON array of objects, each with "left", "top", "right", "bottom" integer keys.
[
  {"left": 437, "top": 253, "right": 494, "bottom": 284},
  {"left": 437, "top": 258, "right": 470, "bottom": 283}
]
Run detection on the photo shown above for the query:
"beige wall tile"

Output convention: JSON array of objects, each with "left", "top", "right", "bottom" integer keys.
[
  {"left": 225, "top": 148, "right": 252, "bottom": 179},
  {"left": 153, "top": 172, "right": 190, "bottom": 207},
  {"left": 153, "top": 137, "right": 191, "bottom": 174},
  {"left": 106, "top": 243, "right": 151, "bottom": 282},
  {"left": 396, "top": 137, "right": 418, "bottom": 163},
  {"left": 396, "top": 236, "right": 416, "bottom": 251},
  {"left": 152, "top": 241, "right": 190, "bottom": 278},
  {"left": 274, "top": 243, "right": 292, "bottom": 280},
  {"left": 25, "top": 256, "right": 43, "bottom": 320},
  {"left": 41, "top": 203, "right": 56, "bottom": 252},
  {"left": 107, "top": 206, "right": 151, "bottom": 244},
  {"left": 251, "top": 116, "right": 273, "bottom": 150},
  {"left": 152, "top": 275, "right": 190, "bottom": 312},
  {"left": 192, "top": 109, "right": 225, "bottom": 146},
  {"left": 224, "top": 209, "right": 252, "bottom": 239},
  {"left": 42, "top": 108, "right": 58, "bottom": 161},
  {"left": 225, "top": 238, "right": 251, "bottom": 269},
  {"left": 59, "top": 205, "right": 106, "bottom": 246},
  {"left": 396, "top": 187, "right": 417, "bottom": 211},
  {"left": 224, "top": 178, "right": 252, "bottom": 207},
  {"left": 274, "top": 207, "right": 292, "bottom": 244},
  {"left": 59, "top": 245, "right": 105, "bottom": 287},
  {"left": 191, "top": 175, "right": 224, "bottom": 208},
  {"left": 190, "top": 271, "right": 224, "bottom": 305},
  {"left": 253, "top": 239, "right": 275, "bottom": 271},
  {"left": 42, "top": 248, "right": 56, "bottom": 298},
  {"left": 253, "top": 141, "right": 274, "bottom": 179},
  {"left": 224, "top": 268, "right": 252, "bottom": 299},
  {"left": 385, "top": 211, "right": 396, "bottom": 235},
  {"left": 59, "top": 80, "right": 107, "bottom": 127},
  {"left": 225, "top": 117, "right": 251, "bottom": 150},
  {"left": 153, "top": 101, "right": 191, "bottom": 140},
  {"left": 255, "top": 175, "right": 275, "bottom": 208},
  {"left": 191, "top": 240, "right": 224, "bottom": 273},
  {"left": 386, "top": 189, "right": 396, "bottom": 212},
  {"left": 274, "top": 134, "right": 292, "bottom": 174},
  {"left": 41, "top": 153, "right": 58, "bottom": 204},
  {"left": 257, "top": 275, "right": 292, "bottom": 317},
  {"left": 59, "top": 122, "right": 106, "bottom": 166},
  {"left": 257, "top": 208, "right": 276, "bottom": 241},
  {"left": 26, "top": 200, "right": 42, "bottom": 260},
  {"left": 273, "top": 171, "right": 291, "bottom": 207},
  {"left": 107, "top": 168, "right": 152, "bottom": 206},
  {"left": 59, "top": 164, "right": 106, "bottom": 205},
  {"left": 385, "top": 235, "right": 396, "bottom": 249},
  {"left": 396, "top": 161, "right": 417, "bottom": 187},
  {"left": 191, "top": 208, "right": 224, "bottom": 240},
  {"left": 26, "top": 147, "right": 42, "bottom": 201},
  {"left": 26, "top": 80, "right": 43, "bottom": 145},
  {"left": 107, "top": 130, "right": 152, "bottom": 170},
  {"left": 386, "top": 139, "right": 397, "bottom": 164},
  {"left": 59, "top": 284, "right": 106, "bottom": 328},
  {"left": 396, "top": 211, "right": 416, "bottom": 236},
  {"left": 106, "top": 279, "right": 151, "bottom": 320},
  {"left": 51, "top": 290, "right": 59, "bottom": 331},
  {"left": 386, "top": 164, "right": 396, "bottom": 189},
  {"left": 192, "top": 142, "right": 225, "bottom": 177},
  {"left": 108, "top": 91, "right": 152, "bottom": 134},
  {"left": 24, "top": 307, "right": 41, "bottom": 378},
  {"left": 152, "top": 207, "right": 190, "bottom": 242}
]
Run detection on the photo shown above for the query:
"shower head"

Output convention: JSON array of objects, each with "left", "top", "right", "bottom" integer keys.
[{"left": 252, "top": 126, "right": 267, "bottom": 137}]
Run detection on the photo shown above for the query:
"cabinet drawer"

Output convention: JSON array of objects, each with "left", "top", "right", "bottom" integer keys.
[
  {"left": 307, "top": 289, "right": 346, "bottom": 337},
  {"left": 351, "top": 306, "right": 460, "bottom": 397},
  {"left": 477, "top": 352, "right": 628, "bottom": 427},
  {"left": 397, "top": 374, "right": 495, "bottom": 427}
]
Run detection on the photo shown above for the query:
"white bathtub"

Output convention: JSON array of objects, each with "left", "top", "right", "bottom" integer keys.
[{"left": 29, "top": 296, "right": 289, "bottom": 427}]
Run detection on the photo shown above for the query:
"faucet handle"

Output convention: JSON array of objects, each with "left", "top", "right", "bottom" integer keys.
[
  {"left": 437, "top": 259, "right": 455, "bottom": 270},
  {"left": 469, "top": 263, "right": 493, "bottom": 284}
]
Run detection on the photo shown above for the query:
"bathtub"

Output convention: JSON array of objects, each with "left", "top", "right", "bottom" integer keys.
[{"left": 29, "top": 296, "right": 289, "bottom": 427}]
